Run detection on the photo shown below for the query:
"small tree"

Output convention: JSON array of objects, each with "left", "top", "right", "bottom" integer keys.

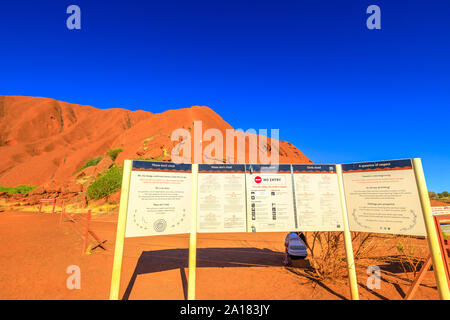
[{"left": 438, "top": 191, "right": 449, "bottom": 198}]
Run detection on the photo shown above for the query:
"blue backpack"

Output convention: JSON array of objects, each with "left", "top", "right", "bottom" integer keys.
[{"left": 285, "top": 232, "right": 307, "bottom": 257}]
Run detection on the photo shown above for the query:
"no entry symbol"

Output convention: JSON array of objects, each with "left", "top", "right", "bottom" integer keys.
[{"left": 255, "top": 176, "right": 262, "bottom": 184}]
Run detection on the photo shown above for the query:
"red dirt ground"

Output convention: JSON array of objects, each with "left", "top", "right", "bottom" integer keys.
[
  {"left": 430, "top": 200, "right": 450, "bottom": 207},
  {"left": 0, "top": 210, "right": 441, "bottom": 300}
]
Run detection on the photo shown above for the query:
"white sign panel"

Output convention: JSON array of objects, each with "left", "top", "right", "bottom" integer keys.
[
  {"left": 197, "top": 164, "right": 247, "bottom": 233},
  {"left": 293, "top": 164, "right": 344, "bottom": 231},
  {"left": 432, "top": 206, "right": 450, "bottom": 215},
  {"left": 125, "top": 161, "right": 192, "bottom": 237},
  {"left": 245, "top": 164, "right": 296, "bottom": 232},
  {"left": 342, "top": 159, "right": 426, "bottom": 236}
]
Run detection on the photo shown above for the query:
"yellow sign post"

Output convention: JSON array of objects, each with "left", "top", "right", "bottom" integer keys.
[
  {"left": 336, "top": 164, "right": 360, "bottom": 300},
  {"left": 109, "top": 158, "right": 449, "bottom": 301},
  {"left": 412, "top": 158, "right": 450, "bottom": 300},
  {"left": 109, "top": 160, "right": 132, "bottom": 300},
  {"left": 187, "top": 164, "right": 199, "bottom": 300}
]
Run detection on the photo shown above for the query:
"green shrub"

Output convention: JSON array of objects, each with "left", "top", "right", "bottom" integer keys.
[
  {"left": 106, "top": 148, "right": 123, "bottom": 161},
  {"left": 0, "top": 186, "right": 12, "bottom": 193},
  {"left": 87, "top": 166, "right": 123, "bottom": 200},
  {"left": 75, "top": 156, "right": 102, "bottom": 174},
  {"left": 0, "top": 185, "right": 36, "bottom": 194}
]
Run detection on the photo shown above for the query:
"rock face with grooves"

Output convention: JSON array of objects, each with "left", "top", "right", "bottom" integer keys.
[{"left": 0, "top": 95, "right": 312, "bottom": 202}]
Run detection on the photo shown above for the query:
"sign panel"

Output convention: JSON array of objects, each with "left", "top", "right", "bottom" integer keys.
[
  {"left": 432, "top": 206, "right": 450, "bottom": 216},
  {"left": 197, "top": 164, "right": 247, "bottom": 233},
  {"left": 245, "top": 164, "right": 296, "bottom": 232},
  {"left": 342, "top": 159, "right": 426, "bottom": 236},
  {"left": 293, "top": 164, "right": 344, "bottom": 231},
  {"left": 125, "top": 161, "right": 192, "bottom": 237},
  {"left": 439, "top": 219, "right": 450, "bottom": 240}
]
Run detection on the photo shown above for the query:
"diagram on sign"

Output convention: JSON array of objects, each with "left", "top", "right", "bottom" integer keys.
[{"left": 125, "top": 161, "right": 192, "bottom": 237}]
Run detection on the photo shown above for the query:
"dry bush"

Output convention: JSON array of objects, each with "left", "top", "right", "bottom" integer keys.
[
  {"left": 302, "top": 231, "right": 428, "bottom": 283},
  {"left": 304, "top": 231, "right": 378, "bottom": 280},
  {"left": 389, "top": 236, "right": 428, "bottom": 279}
]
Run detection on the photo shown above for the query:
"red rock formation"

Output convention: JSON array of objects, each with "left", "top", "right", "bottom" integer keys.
[
  {"left": 0, "top": 95, "right": 312, "bottom": 202},
  {"left": 0, "top": 95, "right": 151, "bottom": 186}
]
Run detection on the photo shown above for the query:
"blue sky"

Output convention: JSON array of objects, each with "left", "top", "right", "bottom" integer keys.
[{"left": 0, "top": 1, "right": 449, "bottom": 191}]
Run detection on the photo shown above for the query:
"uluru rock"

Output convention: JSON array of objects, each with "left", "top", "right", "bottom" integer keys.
[
  {"left": 0, "top": 95, "right": 312, "bottom": 202},
  {"left": 29, "top": 186, "right": 45, "bottom": 196},
  {"left": 43, "top": 181, "right": 61, "bottom": 193},
  {"left": 95, "top": 157, "right": 114, "bottom": 175},
  {"left": 107, "top": 190, "right": 121, "bottom": 204},
  {"left": 0, "top": 95, "right": 151, "bottom": 186},
  {"left": 66, "top": 183, "right": 83, "bottom": 193}
]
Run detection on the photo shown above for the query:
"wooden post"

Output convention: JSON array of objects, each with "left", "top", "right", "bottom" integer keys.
[
  {"left": 434, "top": 215, "right": 450, "bottom": 285},
  {"left": 336, "top": 164, "right": 360, "bottom": 300},
  {"left": 59, "top": 200, "right": 65, "bottom": 225},
  {"left": 83, "top": 210, "right": 91, "bottom": 254},
  {"left": 413, "top": 158, "right": 450, "bottom": 300},
  {"left": 109, "top": 160, "right": 133, "bottom": 300},
  {"left": 405, "top": 256, "right": 432, "bottom": 300}
]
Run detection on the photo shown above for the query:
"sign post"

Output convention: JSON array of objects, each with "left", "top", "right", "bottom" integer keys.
[
  {"left": 336, "top": 164, "right": 359, "bottom": 300},
  {"left": 405, "top": 214, "right": 450, "bottom": 299},
  {"left": 109, "top": 158, "right": 448, "bottom": 300},
  {"left": 82, "top": 210, "right": 91, "bottom": 254},
  {"left": 188, "top": 164, "right": 199, "bottom": 300},
  {"left": 412, "top": 158, "right": 450, "bottom": 300},
  {"left": 109, "top": 160, "right": 132, "bottom": 300},
  {"left": 39, "top": 198, "right": 56, "bottom": 214}
]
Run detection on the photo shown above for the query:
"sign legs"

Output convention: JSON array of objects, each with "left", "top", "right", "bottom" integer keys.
[
  {"left": 109, "top": 160, "right": 132, "bottom": 300},
  {"left": 413, "top": 158, "right": 450, "bottom": 300},
  {"left": 336, "top": 164, "right": 360, "bottom": 300}
]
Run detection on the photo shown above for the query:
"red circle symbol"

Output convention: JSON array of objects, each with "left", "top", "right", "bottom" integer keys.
[{"left": 255, "top": 176, "right": 262, "bottom": 184}]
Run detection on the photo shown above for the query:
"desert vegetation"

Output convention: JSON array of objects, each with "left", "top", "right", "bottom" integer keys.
[
  {"left": 302, "top": 232, "right": 378, "bottom": 280},
  {"left": 392, "top": 236, "right": 428, "bottom": 279},
  {"left": 0, "top": 185, "right": 36, "bottom": 194},
  {"left": 86, "top": 166, "right": 123, "bottom": 200},
  {"left": 106, "top": 148, "right": 123, "bottom": 161},
  {"left": 429, "top": 191, "right": 450, "bottom": 203},
  {"left": 75, "top": 156, "right": 103, "bottom": 174},
  {"left": 301, "top": 231, "right": 428, "bottom": 283}
]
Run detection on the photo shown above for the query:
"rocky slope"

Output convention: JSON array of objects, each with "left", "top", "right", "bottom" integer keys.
[{"left": 0, "top": 96, "right": 311, "bottom": 207}]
